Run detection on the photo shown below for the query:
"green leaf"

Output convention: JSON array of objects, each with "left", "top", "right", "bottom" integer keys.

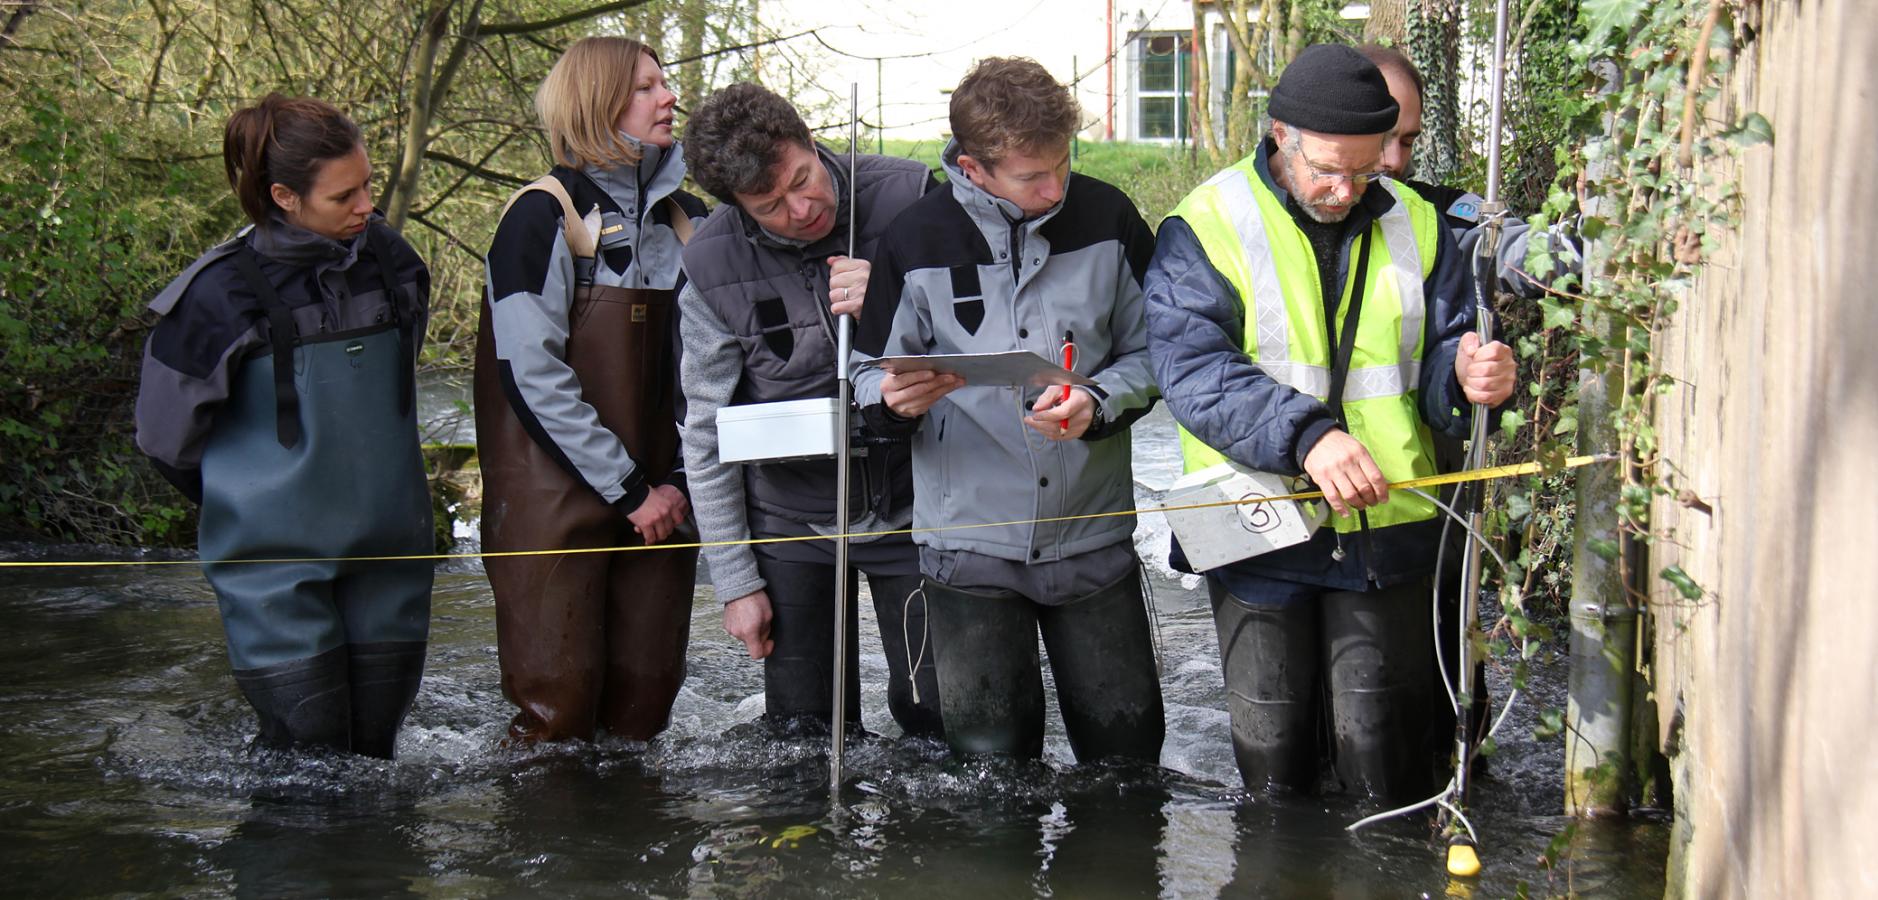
[
  {"left": 1661, "top": 564, "right": 1705, "bottom": 600},
  {"left": 1588, "top": 537, "right": 1620, "bottom": 560},
  {"left": 1505, "top": 489, "right": 1533, "bottom": 522},
  {"left": 1498, "top": 409, "right": 1527, "bottom": 440},
  {"left": 1729, "top": 112, "right": 1775, "bottom": 147},
  {"left": 1540, "top": 297, "right": 1577, "bottom": 331},
  {"left": 1579, "top": 0, "right": 1648, "bottom": 51},
  {"left": 1535, "top": 708, "right": 1565, "bottom": 740}
]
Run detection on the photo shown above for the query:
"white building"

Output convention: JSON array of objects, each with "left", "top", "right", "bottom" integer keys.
[{"left": 754, "top": 1, "right": 1363, "bottom": 144}]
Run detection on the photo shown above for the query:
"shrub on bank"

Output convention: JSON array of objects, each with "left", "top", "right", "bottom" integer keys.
[{"left": 0, "top": 92, "right": 229, "bottom": 545}]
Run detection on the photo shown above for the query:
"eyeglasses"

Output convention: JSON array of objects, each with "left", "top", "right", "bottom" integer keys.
[{"left": 1299, "top": 151, "right": 1387, "bottom": 186}]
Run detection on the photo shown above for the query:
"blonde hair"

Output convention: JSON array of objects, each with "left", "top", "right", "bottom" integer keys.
[{"left": 536, "top": 36, "right": 660, "bottom": 170}]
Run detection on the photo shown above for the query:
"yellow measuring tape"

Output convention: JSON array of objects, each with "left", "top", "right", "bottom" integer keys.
[{"left": 0, "top": 455, "right": 1609, "bottom": 569}]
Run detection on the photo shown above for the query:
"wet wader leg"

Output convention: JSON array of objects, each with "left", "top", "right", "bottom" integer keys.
[
  {"left": 867, "top": 571, "right": 944, "bottom": 738},
  {"left": 1322, "top": 580, "right": 1444, "bottom": 802},
  {"left": 758, "top": 556, "right": 863, "bottom": 732},
  {"left": 598, "top": 544, "right": 698, "bottom": 741},
  {"left": 1207, "top": 578, "right": 1319, "bottom": 792},
  {"left": 485, "top": 525, "right": 610, "bottom": 743},
  {"left": 231, "top": 646, "right": 352, "bottom": 753},
  {"left": 922, "top": 579, "right": 1046, "bottom": 759},
  {"left": 1037, "top": 566, "right": 1165, "bottom": 764},
  {"left": 210, "top": 562, "right": 352, "bottom": 753},
  {"left": 333, "top": 560, "right": 432, "bottom": 758}
]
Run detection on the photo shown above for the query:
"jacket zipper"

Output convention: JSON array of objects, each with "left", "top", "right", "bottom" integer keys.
[{"left": 1008, "top": 226, "right": 1024, "bottom": 285}]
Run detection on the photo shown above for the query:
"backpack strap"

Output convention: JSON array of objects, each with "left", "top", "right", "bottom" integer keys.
[
  {"left": 365, "top": 225, "right": 417, "bottom": 419},
  {"left": 662, "top": 196, "right": 694, "bottom": 245},
  {"left": 501, "top": 175, "right": 596, "bottom": 259},
  {"left": 229, "top": 245, "right": 303, "bottom": 449}
]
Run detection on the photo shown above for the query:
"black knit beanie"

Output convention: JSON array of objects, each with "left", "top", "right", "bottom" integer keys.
[{"left": 1267, "top": 44, "right": 1400, "bottom": 135}]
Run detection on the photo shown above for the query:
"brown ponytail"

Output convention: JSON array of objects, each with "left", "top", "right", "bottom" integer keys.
[{"left": 221, "top": 93, "right": 363, "bottom": 225}]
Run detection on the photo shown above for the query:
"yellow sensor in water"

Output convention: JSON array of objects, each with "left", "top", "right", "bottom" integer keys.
[{"left": 1446, "top": 839, "right": 1482, "bottom": 878}]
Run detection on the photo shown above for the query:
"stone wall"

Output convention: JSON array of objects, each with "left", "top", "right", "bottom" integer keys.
[{"left": 1650, "top": 1, "right": 1878, "bottom": 894}]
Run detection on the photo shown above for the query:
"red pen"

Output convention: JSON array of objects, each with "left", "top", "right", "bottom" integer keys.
[{"left": 1058, "top": 331, "right": 1075, "bottom": 433}]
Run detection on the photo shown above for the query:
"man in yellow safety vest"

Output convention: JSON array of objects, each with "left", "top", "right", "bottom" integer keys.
[{"left": 1142, "top": 44, "right": 1516, "bottom": 802}]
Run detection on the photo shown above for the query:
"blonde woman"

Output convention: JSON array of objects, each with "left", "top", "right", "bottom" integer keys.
[{"left": 475, "top": 37, "right": 705, "bottom": 743}]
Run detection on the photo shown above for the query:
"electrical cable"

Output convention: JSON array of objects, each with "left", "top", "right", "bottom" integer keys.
[{"left": 1345, "top": 485, "right": 1524, "bottom": 836}]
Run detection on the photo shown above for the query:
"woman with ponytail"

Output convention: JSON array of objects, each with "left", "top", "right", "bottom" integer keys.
[
  {"left": 476, "top": 36, "right": 705, "bottom": 743},
  {"left": 135, "top": 94, "right": 433, "bottom": 758}
]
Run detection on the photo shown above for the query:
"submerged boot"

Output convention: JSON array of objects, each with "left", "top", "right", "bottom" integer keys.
[
  {"left": 1038, "top": 566, "right": 1165, "bottom": 764},
  {"left": 922, "top": 577, "right": 1047, "bottom": 759},
  {"left": 1207, "top": 580, "right": 1319, "bottom": 792},
  {"left": 346, "top": 641, "right": 427, "bottom": 759},
  {"left": 231, "top": 645, "right": 351, "bottom": 753},
  {"left": 1324, "top": 583, "right": 1443, "bottom": 802},
  {"left": 870, "top": 572, "right": 945, "bottom": 739}
]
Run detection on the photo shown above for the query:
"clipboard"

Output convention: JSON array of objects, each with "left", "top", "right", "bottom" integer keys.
[{"left": 861, "top": 350, "right": 1096, "bottom": 389}]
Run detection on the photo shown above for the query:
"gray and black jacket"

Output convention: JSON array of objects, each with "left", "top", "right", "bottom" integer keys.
[
  {"left": 481, "top": 142, "right": 706, "bottom": 510},
  {"left": 679, "top": 148, "right": 934, "bottom": 602},
  {"left": 851, "top": 141, "right": 1159, "bottom": 563},
  {"left": 136, "top": 215, "right": 429, "bottom": 502}
]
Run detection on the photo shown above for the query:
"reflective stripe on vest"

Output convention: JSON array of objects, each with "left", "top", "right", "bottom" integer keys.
[{"left": 1172, "top": 158, "right": 1443, "bottom": 532}]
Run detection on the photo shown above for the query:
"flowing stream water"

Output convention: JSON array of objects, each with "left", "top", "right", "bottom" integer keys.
[{"left": 0, "top": 375, "right": 1665, "bottom": 897}]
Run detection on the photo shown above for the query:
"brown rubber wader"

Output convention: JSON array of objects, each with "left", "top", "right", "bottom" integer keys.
[{"left": 474, "top": 283, "right": 697, "bottom": 743}]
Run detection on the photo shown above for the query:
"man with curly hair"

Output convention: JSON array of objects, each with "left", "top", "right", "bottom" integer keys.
[
  {"left": 678, "top": 83, "right": 942, "bottom": 739},
  {"left": 852, "top": 57, "right": 1164, "bottom": 763}
]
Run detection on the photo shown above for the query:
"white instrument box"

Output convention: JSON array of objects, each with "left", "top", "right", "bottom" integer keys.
[
  {"left": 1162, "top": 461, "right": 1325, "bottom": 571},
  {"left": 715, "top": 398, "right": 843, "bottom": 463}
]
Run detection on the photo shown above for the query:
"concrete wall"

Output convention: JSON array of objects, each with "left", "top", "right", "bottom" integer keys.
[{"left": 1650, "top": 1, "right": 1878, "bottom": 895}]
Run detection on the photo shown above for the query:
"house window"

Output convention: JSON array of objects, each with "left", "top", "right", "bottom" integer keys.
[{"left": 1136, "top": 33, "right": 1192, "bottom": 141}]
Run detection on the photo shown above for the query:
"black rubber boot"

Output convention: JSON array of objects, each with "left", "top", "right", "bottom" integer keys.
[
  {"left": 869, "top": 572, "right": 945, "bottom": 739},
  {"left": 1323, "top": 582, "right": 1444, "bottom": 802},
  {"left": 231, "top": 645, "right": 351, "bottom": 753},
  {"left": 1038, "top": 566, "right": 1164, "bottom": 764},
  {"left": 1207, "top": 579, "right": 1319, "bottom": 792},
  {"left": 922, "top": 578, "right": 1046, "bottom": 759},
  {"left": 346, "top": 641, "right": 427, "bottom": 759},
  {"left": 758, "top": 556, "right": 863, "bottom": 734}
]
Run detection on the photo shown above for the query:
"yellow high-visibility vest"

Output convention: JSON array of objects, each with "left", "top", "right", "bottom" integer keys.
[{"left": 1171, "top": 156, "right": 1443, "bottom": 531}]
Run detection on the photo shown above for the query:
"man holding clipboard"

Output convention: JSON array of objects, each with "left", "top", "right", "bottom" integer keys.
[{"left": 852, "top": 58, "right": 1164, "bottom": 764}]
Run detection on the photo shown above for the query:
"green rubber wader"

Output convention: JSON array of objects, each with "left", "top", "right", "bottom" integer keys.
[{"left": 202, "top": 325, "right": 433, "bottom": 755}]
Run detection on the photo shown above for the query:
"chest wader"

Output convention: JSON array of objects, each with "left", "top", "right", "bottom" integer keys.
[
  {"left": 475, "top": 183, "right": 698, "bottom": 743},
  {"left": 201, "top": 237, "right": 432, "bottom": 759}
]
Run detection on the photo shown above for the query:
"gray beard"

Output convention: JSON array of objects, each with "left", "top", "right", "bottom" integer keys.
[
  {"left": 1274, "top": 145, "right": 1354, "bottom": 224},
  {"left": 1296, "top": 196, "right": 1352, "bottom": 224}
]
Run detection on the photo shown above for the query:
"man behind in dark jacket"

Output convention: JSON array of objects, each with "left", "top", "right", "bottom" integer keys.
[
  {"left": 1143, "top": 45, "right": 1517, "bottom": 801},
  {"left": 678, "top": 84, "right": 942, "bottom": 738},
  {"left": 1355, "top": 43, "right": 1582, "bottom": 299}
]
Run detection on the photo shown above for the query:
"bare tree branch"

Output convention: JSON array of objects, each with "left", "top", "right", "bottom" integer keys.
[
  {"left": 423, "top": 149, "right": 528, "bottom": 187},
  {"left": 0, "top": 0, "right": 41, "bottom": 50},
  {"left": 406, "top": 209, "right": 483, "bottom": 261},
  {"left": 478, "top": 0, "right": 652, "bottom": 37},
  {"left": 416, "top": 128, "right": 520, "bottom": 216}
]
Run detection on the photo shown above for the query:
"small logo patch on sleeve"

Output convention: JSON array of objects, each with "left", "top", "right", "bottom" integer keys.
[{"left": 1447, "top": 194, "right": 1484, "bottom": 223}]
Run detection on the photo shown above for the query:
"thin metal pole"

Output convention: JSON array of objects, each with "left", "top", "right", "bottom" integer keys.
[
  {"left": 1453, "top": 0, "right": 1512, "bottom": 822},
  {"left": 829, "top": 83, "right": 859, "bottom": 796}
]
